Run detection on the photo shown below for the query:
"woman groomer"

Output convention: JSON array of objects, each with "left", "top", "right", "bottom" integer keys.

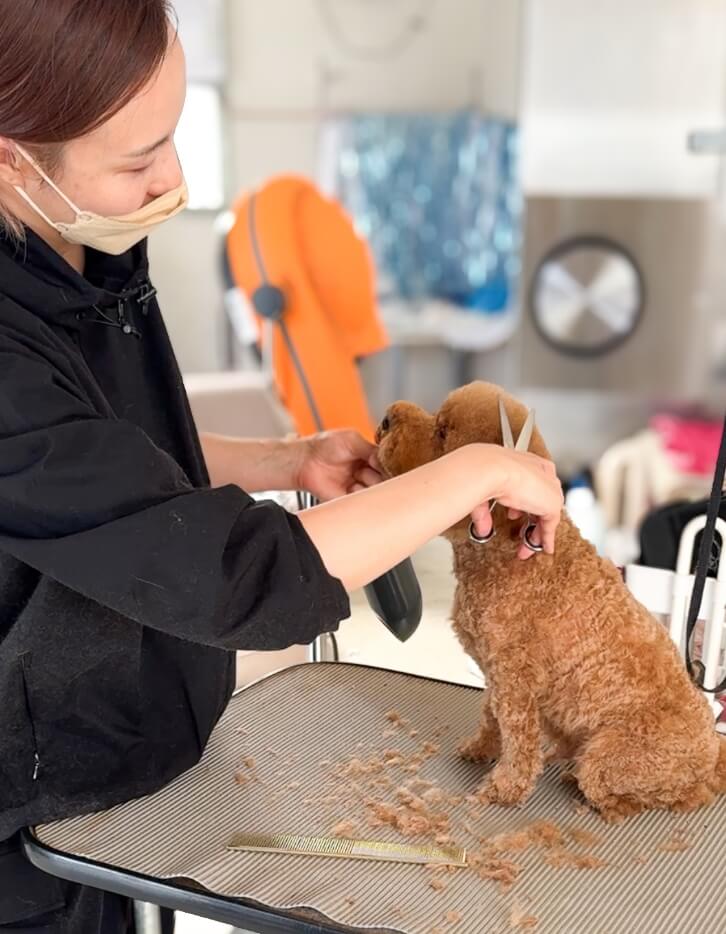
[{"left": 0, "top": 2, "right": 563, "bottom": 931}]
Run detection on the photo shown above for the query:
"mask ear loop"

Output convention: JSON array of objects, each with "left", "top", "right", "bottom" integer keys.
[
  {"left": 8, "top": 145, "right": 22, "bottom": 172},
  {"left": 12, "top": 143, "right": 84, "bottom": 228}
]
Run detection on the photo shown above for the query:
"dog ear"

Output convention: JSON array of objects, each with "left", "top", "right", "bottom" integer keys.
[
  {"left": 438, "top": 383, "right": 504, "bottom": 449},
  {"left": 441, "top": 383, "right": 553, "bottom": 460}
]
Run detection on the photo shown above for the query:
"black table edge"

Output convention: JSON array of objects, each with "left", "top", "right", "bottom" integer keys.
[{"left": 21, "top": 828, "right": 375, "bottom": 933}]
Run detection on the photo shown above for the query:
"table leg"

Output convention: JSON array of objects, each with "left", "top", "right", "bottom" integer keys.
[{"left": 134, "top": 900, "right": 163, "bottom": 934}]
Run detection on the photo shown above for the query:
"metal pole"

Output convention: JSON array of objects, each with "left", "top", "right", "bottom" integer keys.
[{"left": 133, "top": 900, "right": 163, "bottom": 934}]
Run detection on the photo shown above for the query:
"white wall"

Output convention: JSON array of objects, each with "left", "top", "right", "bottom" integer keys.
[
  {"left": 521, "top": 0, "right": 726, "bottom": 197},
  {"left": 149, "top": 0, "right": 726, "bottom": 371},
  {"left": 148, "top": 213, "right": 225, "bottom": 373},
  {"left": 150, "top": 0, "right": 524, "bottom": 372},
  {"left": 225, "top": 0, "right": 523, "bottom": 191}
]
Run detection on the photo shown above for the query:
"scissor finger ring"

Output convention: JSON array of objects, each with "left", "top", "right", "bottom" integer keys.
[
  {"left": 521, "top": 521, "right": 544, "bottom": 553},
  {"left": 469, "top": 521, "right": 496, "bottom": 544}
]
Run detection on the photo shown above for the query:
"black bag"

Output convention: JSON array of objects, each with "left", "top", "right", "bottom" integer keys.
[
  {"left": 639, "top": 496, "right": 726, "bottom": 577},
  {"left": 637, "top": 413, "right": 726, "bottom": 694}
]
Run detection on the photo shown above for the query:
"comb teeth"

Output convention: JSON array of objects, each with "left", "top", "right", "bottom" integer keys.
[{"left": 227, "top": 832, "right": 467, "bottom": 867}]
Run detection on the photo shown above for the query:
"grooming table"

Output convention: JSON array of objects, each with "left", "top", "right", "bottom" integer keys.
[{"left": 22, "top": 664, "right": 726, "bottom": 933}]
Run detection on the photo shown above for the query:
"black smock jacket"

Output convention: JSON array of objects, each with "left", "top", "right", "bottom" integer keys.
[{"left": 0, "top": 229, "right": 350, "bottom": 844}]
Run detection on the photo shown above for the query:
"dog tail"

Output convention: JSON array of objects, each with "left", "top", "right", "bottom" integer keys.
[{"left": 710, "top": 734, "right": 726, "bottom": 794}]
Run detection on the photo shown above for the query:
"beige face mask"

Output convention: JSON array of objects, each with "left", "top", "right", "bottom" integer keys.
[{"left": 13, "top": 145, "right": 188, "bottom": 255}]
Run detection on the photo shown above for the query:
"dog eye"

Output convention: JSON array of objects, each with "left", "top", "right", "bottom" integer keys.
[
  {"left": 436, "top": 424, "right": 448, "bottom": 441},
  {"left": 380, "top": 416, "right": 390, "bottom": 432}
]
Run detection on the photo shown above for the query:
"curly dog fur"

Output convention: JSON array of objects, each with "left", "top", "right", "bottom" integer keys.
[{"left": 376, "top": 381, "right": 726, "bottom": 822}]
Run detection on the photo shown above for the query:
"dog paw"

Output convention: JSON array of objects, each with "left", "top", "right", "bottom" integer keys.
[
  {"left": 458, "top": 733, "right": 500, "bottom": 762},
  {"left": 477, "top": 768, "right": 532, "bottom": 806},
  {"left": 592, "top": 797, "right": 644, "bottom": 824},
  {"left": 595, "top": 805, "right": 628, "bottom": 825}
]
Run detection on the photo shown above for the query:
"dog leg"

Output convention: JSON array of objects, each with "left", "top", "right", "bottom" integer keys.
[
  {"left": 542, "top": 722, "right": 578, "bottom": 764},
  {"left": 577, "top": 722, "right": 719, "bottom": 823},
  {"left": 478, "top": 680, "right": 543, "bottom": 806},
  {"left": 458, "top": 688, "right": 501, "bottom": 761}
]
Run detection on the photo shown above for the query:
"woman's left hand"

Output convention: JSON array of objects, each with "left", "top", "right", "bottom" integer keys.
[{"left": 296, "top": 430, "right": 383, "bottom": 501}]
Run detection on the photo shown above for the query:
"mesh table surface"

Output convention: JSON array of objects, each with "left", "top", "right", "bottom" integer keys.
[{"left": 35, "top": 663, "right": 726, "bottom": 933}]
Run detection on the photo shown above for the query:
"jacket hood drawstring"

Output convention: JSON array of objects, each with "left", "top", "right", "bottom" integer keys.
[{"left": 76, "top": 280, "right": 158, "bottom": 340}]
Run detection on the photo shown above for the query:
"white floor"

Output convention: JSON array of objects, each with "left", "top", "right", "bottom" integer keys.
[
  {"left": 175, "top": 921, "right": 237, "bottom": 934},
  {"left": 175, "top": 538, "right": 474, "bottom": 933}
]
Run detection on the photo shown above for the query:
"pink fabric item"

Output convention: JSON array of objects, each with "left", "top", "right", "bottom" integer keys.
[{"left": 650, "top": 414, "right": 722, "bottom": 476}]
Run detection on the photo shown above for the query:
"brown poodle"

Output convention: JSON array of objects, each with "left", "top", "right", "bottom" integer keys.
[{"left": 376, "top": 381, "right": 726, "bottom": 822}]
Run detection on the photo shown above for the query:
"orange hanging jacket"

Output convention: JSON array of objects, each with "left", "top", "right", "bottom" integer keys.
[{"left": 226, "top": 176, "right": 388, "bottom": 440}]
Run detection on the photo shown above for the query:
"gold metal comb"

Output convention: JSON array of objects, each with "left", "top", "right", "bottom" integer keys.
[{"left": 227, "top": 832, "right": 467, "bottom": 867}]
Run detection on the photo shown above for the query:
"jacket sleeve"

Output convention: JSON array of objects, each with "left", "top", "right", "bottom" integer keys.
[{"left": 0, "top": 347, "right": 350, "bottom": 650}]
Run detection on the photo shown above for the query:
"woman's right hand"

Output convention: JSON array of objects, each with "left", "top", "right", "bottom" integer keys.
[
  {"left": 300, "top": 440, "right": 565, "bottom": 591},
  {"left": 469, "top": 445, "right": 564, "bottom": 559}
]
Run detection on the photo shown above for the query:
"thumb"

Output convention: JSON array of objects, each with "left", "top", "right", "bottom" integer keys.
[
  {"left": 470, "top": 502, "right": 493, "bottom": 539},
  {"left": 342, "top": 430, "right": 376, "bottom": 461}
]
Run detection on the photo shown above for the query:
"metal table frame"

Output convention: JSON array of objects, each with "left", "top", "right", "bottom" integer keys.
[
  {"left": 17, "top": 485, "right": 338, "bottom": 933},
  {"left": 16, "top": 485, "right": 395, "bottom": 931},
  {"left": 19, "top": 650, "right": 342, "bottom": 933},
  {"left": 18, "top": 632, "right": 340, "bottom": 934},
  {"left": 20, "top": 828, "right": 365, "bottom": 934}
]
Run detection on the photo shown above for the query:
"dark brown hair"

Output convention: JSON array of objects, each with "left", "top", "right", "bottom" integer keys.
[
  {"left": 0, "top": 0, "right": 175, "bottom": 230},
  {"left": 1, "top": 0, "right": 175, "bottom": 144}
]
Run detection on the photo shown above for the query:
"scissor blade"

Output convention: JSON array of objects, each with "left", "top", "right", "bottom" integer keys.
[
  {"left": 515, "top": 409, "right": 535, "bottom": 452},
  {"left": 499, "top": 398, "right": 515, "bottom": 449}
]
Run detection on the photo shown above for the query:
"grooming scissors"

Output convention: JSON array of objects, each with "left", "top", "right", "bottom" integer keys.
[{"left": 469, "top": 399, "right": 544, "bottom": 554}]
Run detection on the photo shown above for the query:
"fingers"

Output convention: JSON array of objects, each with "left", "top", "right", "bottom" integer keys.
[
  {"left": 517, "top": 522, "right": 541, "bottom": 561},
  {"left": 490, "top": 449, "right": 563, "bottom": 560},
  {"left": 368, "top": 450, "right": 383, "bottom": 472},
  {"left": 517, "top": 541, "right": 536, "bottom": 560},
  {"left": 516, "top": 515, "right": 558, "bottom": 560},
  {"left": 537, "top": 513, "right": 559, "bottom": 555},
  {"left": 343, "top": 430, "right": 377, "bottom": 461},
  {"left": 354, "top": 466, "right": 383, "bottom": 488},
  {"left": 470, "top": 502, "right": 493, "bottom": 539}
]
